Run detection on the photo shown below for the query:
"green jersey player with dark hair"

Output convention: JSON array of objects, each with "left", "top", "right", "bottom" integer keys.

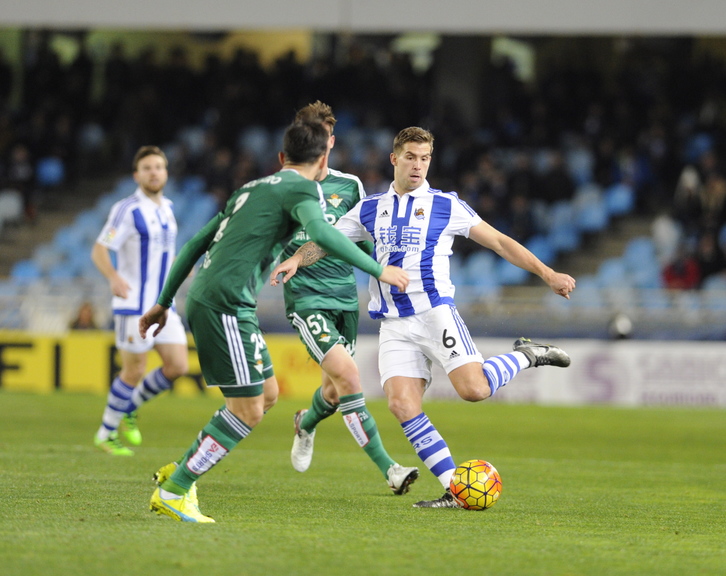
[
  {"left": 139, "top": 121, "right": 409, "bottom": 522},
  {"left": 279, "top": 102, "right": 419, "bottom": 496}
]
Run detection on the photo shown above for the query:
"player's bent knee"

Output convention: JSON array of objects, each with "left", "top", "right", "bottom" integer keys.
[
  {"left": 457, "top": 384, "right": 491, "bottom": 403},
  {"left": 386, "top": 397, "right": 417, "bottom": 422},
  {"left": 163, "top": 361, "right": 189, "bottom": 380}
]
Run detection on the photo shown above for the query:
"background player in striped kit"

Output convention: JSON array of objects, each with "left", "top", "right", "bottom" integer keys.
[
  {"left": 283, "top": 102, "right": 418, "bottom": 495},
  {"left": 271, "top": 126, "right": 576, "bottom": 508},
  {"left": 139, "top": 121, "right": 409, "bottom": 522},
  {"left": 91, "top": 146, "right": 188, "bottom": 456}
]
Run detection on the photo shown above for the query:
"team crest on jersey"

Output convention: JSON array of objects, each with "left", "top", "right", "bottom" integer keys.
[
  {"left": 414, "top": 207, "right": 425, "bottom": 220},
  {"left": 319, "top": 333, "right": 331, "bottom": 343},
  {"left": 327, "top": 194, "right": 343, "bottom": 209},
  {"left": 254, "top": 359, "right": 264, "bottom": 374},
  {"left": 103, "top": 228, "right": 117, "bottom": 243}
]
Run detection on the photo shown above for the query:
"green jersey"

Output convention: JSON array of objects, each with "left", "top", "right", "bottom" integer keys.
[
  {"left": 157, "top": 169, "right": 383, "bottom": 318},
  {"left": 282, "top": 169, "right": 367, "bottom": 314}
]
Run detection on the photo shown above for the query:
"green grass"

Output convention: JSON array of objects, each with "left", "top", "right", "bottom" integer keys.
[{"left": 1, "top": 392, "right": 724, "bottom": 576}]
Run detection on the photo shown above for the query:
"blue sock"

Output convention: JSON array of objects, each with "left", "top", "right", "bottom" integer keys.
[
  {"left": 98, "top": 377, "right": 134, "bottom": 438},
  {"left": 483, "top": 351, "right": 527, "bottom": 396},
  {"left": 401, "top": 412, "right": 456, "bottom": 489},
  {"left": 128, "top": 367, "right": 172, "bottom": 412}
]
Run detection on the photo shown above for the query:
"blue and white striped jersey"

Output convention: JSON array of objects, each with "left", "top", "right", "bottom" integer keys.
[
  {"left": 96, "top": 188, "right": 178, "bottom": 315},
  {"left": 336, "top": 179, "right": 482, "bottom": 319}
]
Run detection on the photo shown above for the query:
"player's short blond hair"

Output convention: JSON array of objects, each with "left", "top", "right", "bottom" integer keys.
[
  {"left": 132, "top": 145, "right": 168, "bottom": 171},
  {"left": 393, "top": 127, "right": 434, "bottom": 155},
  {"left": 295, "top": 101, "right": 337, "bottom": 130}
]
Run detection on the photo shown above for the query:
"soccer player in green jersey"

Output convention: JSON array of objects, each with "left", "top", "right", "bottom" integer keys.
[
  {"left": 283, "top": 102, "right": 418, "bottom": 495},
  {"left": 139, "top": 121, "right": 409, "bottom": 522}
]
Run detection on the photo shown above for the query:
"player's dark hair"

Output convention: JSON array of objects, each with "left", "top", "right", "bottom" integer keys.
[
  {"left": 393, "top": 127, "right": 434, "bottom": 155},
  {"left": 295, "top": 101, "right": 337, "bottom": 131},
  {"left": 283, "top": 121, "right": 329, "bottom": 165},
  {"left": 132, "top": 145, "right": 168, "bottom": 171}
]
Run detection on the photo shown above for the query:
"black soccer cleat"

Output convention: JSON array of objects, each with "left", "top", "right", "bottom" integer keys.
[
  {"left": 412, "top": 489, "right": 460, "bottom": 509},
  {"left": 513, "top": 337, "right": 571, "bottom": 368}
]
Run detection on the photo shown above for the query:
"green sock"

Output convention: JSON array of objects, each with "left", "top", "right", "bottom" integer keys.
[
  {"left": 163, "top": 405, "right": 252, "bottom": 493},
  {"left": 300, "top": 386, "right": 338, "bottom": 433},
  {"left": 339, "top": 392, "right": 395, "bottom": 477}
]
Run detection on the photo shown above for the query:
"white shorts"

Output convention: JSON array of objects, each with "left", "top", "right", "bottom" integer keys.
[
  {"left": 114, "top": 310, "right": 187, "bottom": 353},
  {"left": 378, "top": 304, "right": 484, "bottom": 387}
]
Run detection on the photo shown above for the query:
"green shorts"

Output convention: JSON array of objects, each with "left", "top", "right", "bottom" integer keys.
[
  {"left": 187, "top": 297, "right": 273, "bottom": 397},
  {"left": 287, "top": 309, "right": 358, "bottom": 364}
]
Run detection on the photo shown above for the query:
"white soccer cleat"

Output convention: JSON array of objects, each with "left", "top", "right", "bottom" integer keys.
[
  {"left": 387, "top": 464, "right": 419, "bottom": 495},
  {"left": 291, "top": 409, "right": 316, "bottom": 473}
]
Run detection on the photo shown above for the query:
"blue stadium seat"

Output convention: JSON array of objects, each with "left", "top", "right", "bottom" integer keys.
[
  {"left": 11, "top": 260, "right": 42, "bottom": 284},
  {"left": 496, "top": 259, "right": 529, "bottom": 285},
  {"left": 605, "top": 183, "right": 635, "bottom": 217},
  {"left": 572, "top": 184, "right": 608, "bottom": 233},
  {"left": 36, "top": 156, "right": 66, "bottom": 188},
  {"left": 462, "top": 251, "right": 497, "bottom": 286},
  {"left": 638, "top": 288, "right": 671, "bottom": 310},
  {"left": 525, "top": 235, "right": 556, "bottom": 266},
  {"left": 597, "top": 257, "right": 630, "bottom": 288},
  {"left": 180, "top": 175, "right": 207, "bottom": 196}
]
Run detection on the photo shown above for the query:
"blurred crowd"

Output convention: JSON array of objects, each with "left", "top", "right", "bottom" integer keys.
[{"left": 1, "top": 32, "right": 726, "bottom": 286}]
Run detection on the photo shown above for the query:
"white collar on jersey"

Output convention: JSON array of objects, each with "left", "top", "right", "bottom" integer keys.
[{"left": 385, "top": 179, "right": 432, "bottom": 198}]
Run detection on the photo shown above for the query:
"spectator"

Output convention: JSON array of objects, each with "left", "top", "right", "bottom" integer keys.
[
  {"left": 695, "top": 231, "right": 726, "bottom": 285},
  {"left": 70, "top": 301, "right": 98, "bottom": 330},
  {"left": 539, "top": 151, "right": 576, "bottom": 204},
  {"left": 662, "top": 244, "right": 701, "bottom": 290}
]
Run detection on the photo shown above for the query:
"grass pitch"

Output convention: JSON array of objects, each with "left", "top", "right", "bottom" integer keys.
[{"left": 1, "top": 392, "right": 724, "bottom": 576}]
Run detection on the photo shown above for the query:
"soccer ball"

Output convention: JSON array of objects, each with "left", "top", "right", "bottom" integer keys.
[{"left": 449, "top": 459, "right": 502, "bottom": 510}]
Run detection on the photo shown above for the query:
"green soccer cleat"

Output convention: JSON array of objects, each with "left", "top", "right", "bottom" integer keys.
[
  {"left": 153, "top": 461, "right": 198, "bottom": 508},
  {"left": 121, "top": 411, "right": 142, "bottom": 446},
  {"left": 149, "top": 487, "right": 214, "bottom": 523},
  {"left": 94, "top": 431, "right": 134, "bottom": 456}
]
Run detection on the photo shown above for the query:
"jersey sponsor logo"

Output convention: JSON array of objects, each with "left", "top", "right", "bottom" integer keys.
[
  {"left": 254, "top": 359, "right": 264, "bottom": 374},
  {"left": 343, "top": 413, "right": 370, "bottom": 447},
  {"left": 294, "top": 230, "right": 310, "bottom": 241},
  {"left": 449, "top": 350, "right": 460, "bottom": 359},
  {"left": 327, "top": 193, "right": 343, "bottom": 208},
  {"left": 186, "top": 435, "right": 228, "bottom": 475},
  {"left": 377, "top": 224, "right": 422, "bottom": 253},
  {"left": 318, "top": 333, "right": 331, "bottom": 343},
  {"left": 379, "top": 210, "right": 389, "bottom": 217},
  {"left": 414, "top": 207, "right": 425, "bottom": 220}
]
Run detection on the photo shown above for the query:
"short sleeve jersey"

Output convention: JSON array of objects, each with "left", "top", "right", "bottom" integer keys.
[
  {"left": 187, "top": 169, "right": 327, "bottom": 317},
  {"left": 335, "top": 179, "right": 482, "bottom": 319},
  {"left": 96, "top": 188, "right": 178, "bottom": 315},
  {"left": 281, "top": 168, "right": 367, "bottom": 314}
]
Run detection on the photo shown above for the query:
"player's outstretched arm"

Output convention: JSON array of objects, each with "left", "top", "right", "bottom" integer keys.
[
  {"left": 270, "top": 241, "right": 328, "bottom": 286},
  {"left": 469, "top": 221, "right": 576, "bottom": 299},
  {"left": 139, "top": 304, "right": 169, "bottom": 338}
]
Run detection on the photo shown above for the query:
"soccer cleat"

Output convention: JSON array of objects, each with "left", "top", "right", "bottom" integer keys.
[
  {"left": 513, "top": 337, "right": 571, "bottom": 368},
  {"left": 413, "top": 489, "right": 460, "bottom": 509},
  {"left": 94, "top": 431, "right": 134, "bottom": 456},
  {"left": 291, "top": 409, "right": 316, "bottom": 473},
  {"left": 121, "top": 411, "right": 142, "bottom": 446},
  {"left": 149, "top": 487, "right": 214, "bottom": 523},
  {"left": 153, "top": 462, "right": 198, "bottom": 508},
  {"left": 387, "top": 464, "right": 419, "bottom": 495}
]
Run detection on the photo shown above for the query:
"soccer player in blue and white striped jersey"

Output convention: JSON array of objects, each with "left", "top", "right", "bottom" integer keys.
[
  {"left": 91, "top": 146, "right": 188, "bottom": 456},
  {"left": 272, "top": 127, "right": 576, "bottom": 508}
]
